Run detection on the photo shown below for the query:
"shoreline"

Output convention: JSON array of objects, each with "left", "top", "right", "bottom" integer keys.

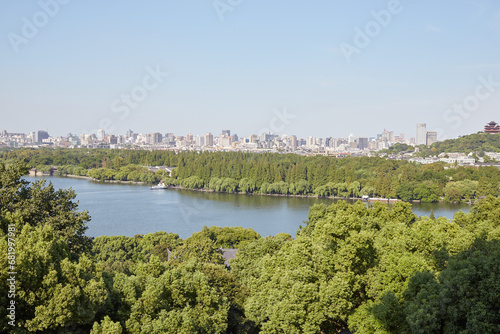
[
  {"left": 168, "top": 185, "right": 400, "bottom": 202},
  {"left": 34, "top": 174, "right": 473, "bottom": 205},
  {"left": 49, "top": 174, "right": 396, "bottom": 201},
  {"left": 159, "top": 187, "right": 473, "bottom": 205},
  {"left": 36, "top": 174, "right": 149, "bottom": 185}
]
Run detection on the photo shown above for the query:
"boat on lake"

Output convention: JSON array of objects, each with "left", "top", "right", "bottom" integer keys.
[{"left": 151, "top": 181, "right": 168, "bottom": 190}]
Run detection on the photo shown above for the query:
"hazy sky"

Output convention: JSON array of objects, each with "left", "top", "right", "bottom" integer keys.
[{"left": 1, "top": 0, "right": 499, "bottom": 140}]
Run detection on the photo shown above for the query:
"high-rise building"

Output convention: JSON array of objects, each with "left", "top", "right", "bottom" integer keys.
[
  {"left": 150, "top": 132, "right": 162, "bottom": 144},
  {"left": 307, "top": 136, "right": 316, "bottom": 147},
  {"left": 380, "top": 129, "right": 394, "bottom": 142},
  {"left": 416, "top": 123, "right": 427, "bottom": 145},
  {"left": 348, "top": 133, "right": 355, "bottom": 143},
  {"left": 220, "top": 136, "right": 232, "bottom": 147},
  {"left": 358, "top": 137, "right": 369, "bottom": 150},
  {"left": 219, "top": 131, "right": 231, "bottom": 147},
  {"left": 195, "top": 135, "right": 204, "bottom": 147},
  {"left": 37, "top": 130, "right": 49, "bottom": 143},
  {"left": 108, "top": 135, "right": 118, "bottom": 145},
  {"left": 97, "top": 128, "right": 105, "bottom": 140},
  {"left": 426, "top": 132, "right": 437, "bottom": 146},
  {"left": 260, "top": 133, "right": 274, "bottom": 142},
  {"left": 126, "top": 129, "right": 133, "bottom": 138},
  {"left": 290, "top": 135, "right": 297, "bottom": 149},
  {"left": 204, "top": 132, "right": 214, "bottom": 147}
]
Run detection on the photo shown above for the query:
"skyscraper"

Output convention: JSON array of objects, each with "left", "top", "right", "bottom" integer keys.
[
  {"left": 220, "top": 136, "right": 232, "bottom": 147},
  {"left": 150, "top": 132, "right": 162, "bottom": 144},
  {"left": 37, "top": 130, "right": 49, "bottom": 143},
  {"left": 416, "top": 123, "right": 427, "bottom": 146},
  {"left": 204, "top": 132, "right": 214, "bottom": 147},
  {"left": 426, "top": 132, "right": 437, "bottom": 146},
  {"left": 108, "top": 135, "right": 118, "bottom": 144},
  {"left": 195, "top": 135, "right": 204, "bottom": 147},
  {"left": 348, "top": 133, "right": 355, "bottom": 143},
  {"left": 97, "top": 128, "right": 105, "bottom": 140},
  {"left": 290, "top": 135, "right": 297, "bottom": 149},
  {"left": 358, "top": 137, "right": 369, "bottom": 150}
]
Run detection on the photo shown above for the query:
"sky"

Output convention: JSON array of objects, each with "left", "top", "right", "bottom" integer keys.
[{"left": 1, "top": 0, "right": 499, "bottom": 140}]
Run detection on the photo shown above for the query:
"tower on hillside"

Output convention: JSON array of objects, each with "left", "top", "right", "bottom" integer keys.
[{"left": 485, "top": 121, "right": 500, "bottom": 134}]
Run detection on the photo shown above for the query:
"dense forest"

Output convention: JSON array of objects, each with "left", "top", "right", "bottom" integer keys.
[
  {"left": 426, "top": 132, "right": 500, "bottom": 155},
  {"left": 382, "top": 132, "right": 500, "bottom": 156},
  {"left": 1, "top": 161, "right": 499, "bottom": 333},
  {"left": 1, "top": 147, "right": 499, "bottom": 202}
]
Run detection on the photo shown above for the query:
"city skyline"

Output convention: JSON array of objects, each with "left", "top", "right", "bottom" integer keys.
[
  {"left": 3, "top": 121, "right": 442, "bottom": 144},
  {"left": 2, "top": 1, "right": 499, "bottom": 139},
  {"left": 0, "top": 116, "right": 487, "bottom": 143},
  {"left": 5, "top": 118, "right": 499, "bottom": 152},
  {"left": 6, "top": 120, "right": 500, "bottom": 153}
]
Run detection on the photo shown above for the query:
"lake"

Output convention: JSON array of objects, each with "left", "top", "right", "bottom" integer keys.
[{"left": 24, "top": 176, "right": 471, "bottom": 239}]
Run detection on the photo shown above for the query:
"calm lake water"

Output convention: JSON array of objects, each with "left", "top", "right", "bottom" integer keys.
[{"left": 25, "top": 176, "right": 471, "bottom": 239}]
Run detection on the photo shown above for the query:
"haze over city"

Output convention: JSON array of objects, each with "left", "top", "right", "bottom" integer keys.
[{"left": 1, "top": 0, "right": 499, "bottom": 139}]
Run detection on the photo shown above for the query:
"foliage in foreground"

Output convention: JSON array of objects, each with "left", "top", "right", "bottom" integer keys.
[{"left": 0, "top": 161, "right": 499, "bottom": 333}]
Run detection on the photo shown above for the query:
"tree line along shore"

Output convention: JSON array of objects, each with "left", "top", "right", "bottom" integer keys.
[{"left": 2, "top": 146, "right": 499, "bottom": 203}]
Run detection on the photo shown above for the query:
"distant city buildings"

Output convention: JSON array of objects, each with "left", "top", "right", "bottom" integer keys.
[
  {"left": 416, "top": 123, "right": 439, "bottom": 146},
  {"left": 0, "top": 121, "right": 455, "bottom": 155},
  {"left": 150, "top": 132, "right": 163, "bottom": 144}
]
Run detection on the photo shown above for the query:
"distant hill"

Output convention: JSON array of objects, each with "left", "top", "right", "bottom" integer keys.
[{"left": 426, "top": 132, "right": 500, "bottom": 155}]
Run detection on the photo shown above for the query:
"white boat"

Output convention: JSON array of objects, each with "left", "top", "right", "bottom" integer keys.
[{"left": 151, "top": 181, "right": 168, "bottom": 190}]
